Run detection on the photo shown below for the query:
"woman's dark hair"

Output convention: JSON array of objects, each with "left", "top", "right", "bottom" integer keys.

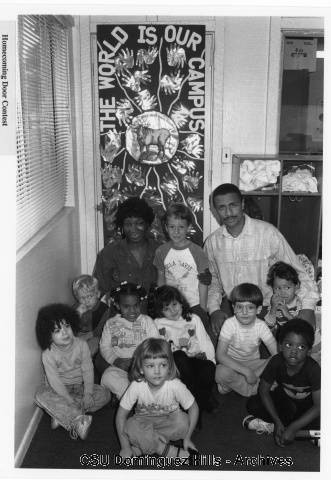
[
  {"left": 115, "top": 197, "right": 155, "bottom": 229},
  {"left": 35, "top": 303, "right": 80, "bottom": 351},
  {"left": 278, "top": 318, "right": 315, "bottom": 349},
  {"left": 230, "top": 283, "right": 263, "bottom": 307},
  {"left": 267, "top": 261, "right": 300, "bottom": 288},
  {"left": 212, "top": 183, "right": 242, "bottom": 207},
  {"left": 151, "top": 285, "right": 191, "bottom": 321},
  {"left": 110, "top": 282, "right": 147, "bottom": 310}
]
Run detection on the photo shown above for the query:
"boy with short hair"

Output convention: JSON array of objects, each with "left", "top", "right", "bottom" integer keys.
[
  {"left": 72, "top": 275, "right": 109, "bottom": 356},
  {"left": 215, "top": 283, "right": 277, "bottom": 396},
  {"left": 153, "top": 203, "right": 211, "bottom": 333},
  {"left": 244, "top": 319, "right": 320, "bottom": 446}
]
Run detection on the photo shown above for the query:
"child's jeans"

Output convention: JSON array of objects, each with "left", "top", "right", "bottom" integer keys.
[
  {"left": 246, "top": 386, "right": 320, "bottom": 429},
  {"left": 173, "top": 350, "right": 215, "bottom": 412},
  {"left": 124, "top": 409, "right": 189, "bottom": 455},
  {"left": 101, "top": 366, "right": 129, "bottom": 399},
  {"left": 215, "top": 358, "right": 269, "bottom": 397},
  {"left": 35, "top": 383, "right": 110, "bottom": 431}
]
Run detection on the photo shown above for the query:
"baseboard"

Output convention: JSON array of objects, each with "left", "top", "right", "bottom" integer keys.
[{"left": 15, "top": 407, "right": 43, "bottom": 468}]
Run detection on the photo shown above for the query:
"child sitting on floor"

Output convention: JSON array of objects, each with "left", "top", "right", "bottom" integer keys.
[
  {"left": 116, "top": 337, "right": 199, "bottom": 459},
  {"left": 264, "top": 261, "right": 302, "bottom": 332},
  {"left": 265, "top": 261, "right": 321, "bottom": 365},
  {"left": 35, "top": 303, "right": 110, "bottom": 440},
  {"left": 243, "top": 319, "right": 320, "bottom": 446},
  {"left": 100, "top": 282, "right": 159, "bottom": 399},
  {"left": 215, "top": 283, "right": 277, "bottom": 396},
  {"left": 72, "top": 274, "right": 109, "bottom": 356},
  {"left": 152, "top": 285, "right": 216, "bottom": 414}
]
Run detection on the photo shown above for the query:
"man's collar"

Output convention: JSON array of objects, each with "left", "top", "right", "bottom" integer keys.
[{"left": 220, "top": 214, "right": 253, "bottom": 238}]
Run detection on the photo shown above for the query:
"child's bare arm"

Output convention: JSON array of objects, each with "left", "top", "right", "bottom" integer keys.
[
  {"left": 264, "top": 336, "right": 278, "bottom": 356},
  {"left": 157, "top": 269, "right": 165, "bottom": 286},
  {"left": 281, "top": 389, "right": 320, "bottom": 444},
  {"left": 116, "top": 406, "right": 133, "bottom": 458},
  {"left": 198, "top": 282, "right": 208, "bottom": 310},
  {"left": 183, "top": 400, "right": 199, "bottom": 451},
  {"left": 259, "top": 378, "right": 283, "bottom": 424},
  {"left": 259, "top": 378, "right": 285, "bottom": 446}
]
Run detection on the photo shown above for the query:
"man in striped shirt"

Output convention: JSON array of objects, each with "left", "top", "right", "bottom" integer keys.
[{"left": 204, "top": 183, "right": 319, "bottom": 340}]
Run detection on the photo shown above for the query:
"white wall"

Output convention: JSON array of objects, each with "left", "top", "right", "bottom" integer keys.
[{"left": 15, "top": 209, "right": 81, "bottom": 456}]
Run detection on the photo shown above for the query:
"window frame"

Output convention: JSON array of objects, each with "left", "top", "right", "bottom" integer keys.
[{"left": 16, "top": 15, "right": 75, "bottom": 257}]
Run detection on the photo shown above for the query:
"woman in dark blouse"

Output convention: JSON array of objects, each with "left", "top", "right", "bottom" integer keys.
[{"left": 93, "top": 197, "right": 160, "bottom": 297}]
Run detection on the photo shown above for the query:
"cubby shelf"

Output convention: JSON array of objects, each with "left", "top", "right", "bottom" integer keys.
[{"left": 231, "top": 154, "right": 322, "bottom": 272}]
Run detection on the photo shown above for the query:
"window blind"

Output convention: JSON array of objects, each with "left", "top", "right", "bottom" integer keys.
[{"left": 16, "top": 15, "right": 73, "bottom": 251}]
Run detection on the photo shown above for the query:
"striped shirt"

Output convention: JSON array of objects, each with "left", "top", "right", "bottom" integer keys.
[
  {"left": 219, "top": 315, "right": 275, "bottom": 362},
  {"left": 204, "top": 214, "right": 319, "bottom": 313}
]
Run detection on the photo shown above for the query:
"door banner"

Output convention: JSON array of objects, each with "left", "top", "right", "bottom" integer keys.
[{"left": 97, "top": 24, "right": 206, "bottom": 245}]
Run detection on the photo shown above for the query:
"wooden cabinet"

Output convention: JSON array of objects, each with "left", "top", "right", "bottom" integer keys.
[{"left": 231, "top": 154, "right": 322, "bottom": 272}]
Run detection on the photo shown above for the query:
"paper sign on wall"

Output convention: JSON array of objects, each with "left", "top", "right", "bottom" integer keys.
[{"left": 283, "top": 38, "right": 317, "bottom": 72}]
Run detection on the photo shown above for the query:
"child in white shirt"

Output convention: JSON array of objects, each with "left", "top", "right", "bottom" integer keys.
[
  {"left": 215, "top": 283, "right": 277, "bottom": 397},
  {"left": 153, "top": 285, "right": 216, "bottom": 413},
  {"left": 116, "top": 337, "right": 199, "bottom": 458},
  {"left": 153, "top": 203, "right": 211, "bottom": 334}
]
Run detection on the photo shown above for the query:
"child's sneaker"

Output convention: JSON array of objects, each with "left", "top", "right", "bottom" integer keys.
[
  {"left": 70, "top": 414, "right": 92, "bottom": 440},
  {"left": 217, "top": 383, "right": 232, "bottom": 394},
  {"left": 51, "top": 417, "right": 60, "bottom": 429},
  {"left": 242, "top": 415, "right": 274, "bottom": 435}
]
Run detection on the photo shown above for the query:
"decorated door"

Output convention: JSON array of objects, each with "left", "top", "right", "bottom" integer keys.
[{"left": 96, "top": 23, "right": 211, "bottom": 247}]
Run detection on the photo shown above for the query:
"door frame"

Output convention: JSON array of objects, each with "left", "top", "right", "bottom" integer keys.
[{"left": 76, "top": 15, "right": 223, "bottom": 272}]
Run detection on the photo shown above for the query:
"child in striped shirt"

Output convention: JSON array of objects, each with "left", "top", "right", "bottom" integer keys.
[{"left": 215, "top": 283, "right": 277, "bottom": 397}]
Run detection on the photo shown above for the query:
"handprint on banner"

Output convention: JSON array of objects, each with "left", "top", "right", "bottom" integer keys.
[
  {"left": 102, "top": 165, "right": 123, "bottom": 189},
  {"left": 181, "top": 134, "right": 203, "bottom": 158},
  {"left": 114, "top": 48, "right": 134, "bottom": 73},
  {"left": 160, "top": 173, "right": 179, "bottom": 196},
  {"left": 125, "top": 164, "right": 146, "bottom": 186},
  {"left": 182, "top": 171, "right": 203, "bottom": 192},
  {"left": 187, "top": 196, "right": 203, "bottom": 213},
  {"left": 166, "top": 43, "right": 186, "bottom": 68},
  {"left": 160, "top": 72, "right": 184, "bottom": 94},
  {"left": 134, "top": 90, "right": 158, "bottom": 111},
  {"left": 116, "top": 99, "right": 134, "bottom": 127},
  {"left": 172, "top": 157, "right": 196, "bottom": 175},
  {"left": 100, "top": 129, "right": 122, "bottom": 163},
  {"left": 136, "top": 47, "right": 158, "bottom": 68},
  {"left": 170, "top": 104, "right": 190, "bottom": 128},
  {"left": 121, "top": 70, "right": 151, "bottom": 92}
]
